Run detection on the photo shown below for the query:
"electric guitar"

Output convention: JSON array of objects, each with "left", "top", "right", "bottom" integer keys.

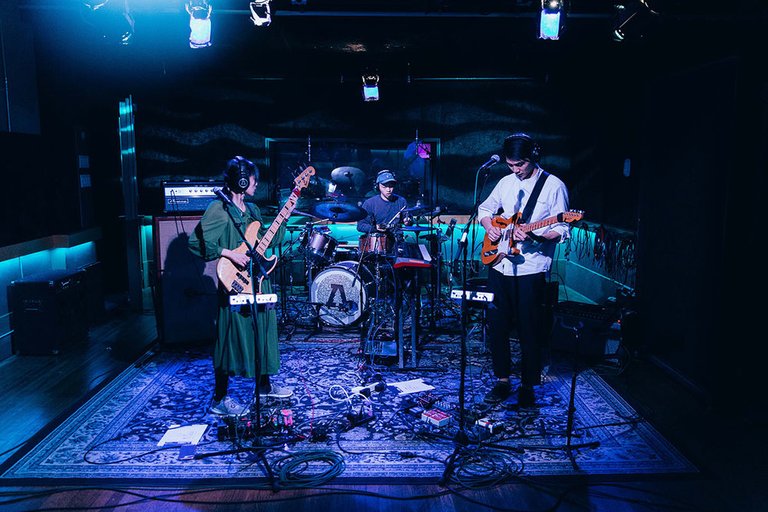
[
  {"left": 217, "top": 166, "right": 315, "bottom": 295},
  {"left": 480, "top": 209, "right": 584, "bottom": 266}
]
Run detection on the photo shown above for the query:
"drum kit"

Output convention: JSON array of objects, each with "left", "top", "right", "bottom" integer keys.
[{"left": 281, "top": 165, "right": 442, "bottom": 336}]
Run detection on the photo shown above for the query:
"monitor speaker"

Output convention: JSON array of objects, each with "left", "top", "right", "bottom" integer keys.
[
  {"left": 9, "top": 269, "right": 88, "bottom": 355},
  {"left": 549, "top": 301, "right": 621, "bottom": 360},
  {"left": 154, "top": 216, "right": 218, "bottom": 344}
]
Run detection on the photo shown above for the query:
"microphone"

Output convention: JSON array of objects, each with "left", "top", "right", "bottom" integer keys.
[
  {"left": 454, "top": 227, "right": 469, "bottom": 264},
  {"left": 478, "top": 154, "right": 501, "bottom": 174},
  {"left": 445, "top": 218, "right": 457, "bottom": 238},
  {"left": 214, "top": 188, "right": 234, "bottom": 207}
]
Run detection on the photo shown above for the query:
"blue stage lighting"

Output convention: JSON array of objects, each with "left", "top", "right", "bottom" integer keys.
[
  {"left": 250, "top": 0, "right": 272, "bottom": 27},
  {"left": 362, "top": 74, "right": 380, "bottom": 102},
  {"left": 186, "top": 0, "right": 212, "bottom": 48},
  {"left": 539, "top": 0, "right": 563, "bottom": 40}
]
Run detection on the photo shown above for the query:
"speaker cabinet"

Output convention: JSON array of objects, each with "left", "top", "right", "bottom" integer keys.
[
  {"left": 550, "top": 301, "right": 621, "bottom": 360},
  {"left": 9, "top": 269, "right": 88, "bottom": 355},
  {"left": 154, "top": 216, "right": 218, "bottom": 344}
]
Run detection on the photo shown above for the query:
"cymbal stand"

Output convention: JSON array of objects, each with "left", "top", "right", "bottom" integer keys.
[
  {"left": 363, "top": 253, "right": 386, "bottom": 358},
  {"left": 277, "top": 227, "right": 302, "bottom": 327}
]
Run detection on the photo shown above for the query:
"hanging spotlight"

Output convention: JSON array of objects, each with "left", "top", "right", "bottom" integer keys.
[
  {"left": 81, "top": 0, "right": 134, "bottom": 45},
  {"left": 250, "top": 0, "right": 272, "bottom": 27},
  {"left": 186, "top": 0, "right": 212, "bottom": 48},
  {"left": 362, "top": 73, "right": 380, "bottom": 102},
  {"left": 539, "top": 0, "right": 564, "bottom": 40},
  {"left": 613, "top": 1, "right": 659, "bottom": 42}
]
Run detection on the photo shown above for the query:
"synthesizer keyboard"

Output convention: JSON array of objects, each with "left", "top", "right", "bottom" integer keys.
[{"left": 393, "top": 243, "right": 432, "bottom": 269}]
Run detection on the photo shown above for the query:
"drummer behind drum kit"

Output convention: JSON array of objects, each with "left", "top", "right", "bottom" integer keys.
[{"left": 282, "top": 165, "right": 441, "bottom": 346}]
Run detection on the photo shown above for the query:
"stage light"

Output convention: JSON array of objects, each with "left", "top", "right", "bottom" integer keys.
[
  {"left": 362, "top": 74, "right": 380, "bottom": 102},
  {"left": 539, "top": 0, "right": 563, "bottom": 40},
  {"left": 186, "top": 0, "right": 212, "bottom": 48},
  {"left": 613, "top": 1, "right": 659, "bottom": 42},
  {"left": 81, "top": 0, "right": 134, "bottom": 45},
  {"left": 250, "top": 0, "right": 272, "bottom": 27}
]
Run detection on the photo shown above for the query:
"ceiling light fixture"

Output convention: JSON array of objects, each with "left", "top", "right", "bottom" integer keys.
[
  {"left": 186, "top": 0, "right": 212, "bottom": 48},
  {"left": 362, "top": 73, "right": 380, "bottom": 102},
  {"left": 539, "top": 0, "right": 564, "bottom": 40},
  {"left": 250, "top": 0, "right": 272, "bottom": 27}
]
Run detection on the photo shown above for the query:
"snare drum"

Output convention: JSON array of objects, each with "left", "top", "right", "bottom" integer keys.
[
  {"left": 359, "top": 232, "right": 394, "bottom": 256},
  {"left": 306, "top": 230, "right": 338, "bottom": 266}
]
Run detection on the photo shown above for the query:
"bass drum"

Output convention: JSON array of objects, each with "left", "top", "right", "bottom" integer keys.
[{"left": 309, "top": 261, "right": 376, "bottom": 326}]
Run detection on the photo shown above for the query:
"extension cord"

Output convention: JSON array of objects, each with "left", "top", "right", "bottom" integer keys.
[
  {"left": 345, "top": 411, "right": 376, "bottom": 429},
  {"left": 351, "top": 381, "right": 387, "bottom": 395}
]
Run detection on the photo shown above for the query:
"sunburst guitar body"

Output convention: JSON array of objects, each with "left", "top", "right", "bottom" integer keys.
[
  {"left": 217, "top": 166, "right": 315, "bottom": 295},
  {"left": 480, "top": 209, "right": 584, "bottom": 266}
]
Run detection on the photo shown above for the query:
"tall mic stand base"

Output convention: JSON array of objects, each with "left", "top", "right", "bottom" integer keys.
[{"left": 438, "top": 428, "right": 470, "bottom": 487}]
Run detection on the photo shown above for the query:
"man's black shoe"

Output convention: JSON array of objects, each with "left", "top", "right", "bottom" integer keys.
[
  {"left": 517, "top": 385, "right": 536, "bottom": 408},
  {"left": 484, "top": 381, "right": 511, "bottom": 404}
]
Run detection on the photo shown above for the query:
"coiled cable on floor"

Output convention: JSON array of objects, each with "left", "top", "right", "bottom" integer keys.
[
  {"left": 447, "top": 446, "right": 523, "bottom": 489},
  {"left": 273, "top": 449, "right": 345, "bottom": 488}
]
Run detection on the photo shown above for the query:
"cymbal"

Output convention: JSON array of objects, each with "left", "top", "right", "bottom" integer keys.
[
  {"left": 330, "top": 166, "right": 365, "bottom": 188},
  {"left": 402, "top": 226, "right": 436, "bottom": 232},
  {"left": 404, "top": 204, "right": 431, "bottom": 213},
  {"left": 311, "top": 199, "right": 366, "bottom": 222}
]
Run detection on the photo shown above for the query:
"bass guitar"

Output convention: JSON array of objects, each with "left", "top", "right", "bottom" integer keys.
[
  {"left": 480, "top": 209, "right": 584, "bottom": 266},
  {"left": 217, "top": 166, "right": 315, "bottom": 295}
]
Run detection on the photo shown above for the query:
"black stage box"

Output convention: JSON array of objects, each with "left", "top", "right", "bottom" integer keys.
[
  {"left": 79, "top": 261, "right": 105, "bottom": 324},
  {"left": 8, "top": 269, "right": 88, "bottom": 355},
  {"left": 550, "top": 300, "right": 621, "bottom": 359}
]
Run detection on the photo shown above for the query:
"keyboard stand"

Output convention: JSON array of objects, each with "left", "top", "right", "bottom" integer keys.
[{"left": 397, "top": 268, "right": 420, "bottom": 369}]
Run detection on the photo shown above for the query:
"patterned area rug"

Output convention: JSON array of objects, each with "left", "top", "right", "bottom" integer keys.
[{"left": 0, "top": 333, "right": 696, "bottom": 484}]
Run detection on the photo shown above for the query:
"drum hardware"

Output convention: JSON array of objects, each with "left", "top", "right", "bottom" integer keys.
[{"left": 400, "top": 226, "right": 436, "bottom": 233}]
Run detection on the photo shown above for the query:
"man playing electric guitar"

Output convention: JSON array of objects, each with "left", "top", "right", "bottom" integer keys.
[
  {"left": 189, "top": 156, "right": 292, "bottom": 416},
  {"left": 477, "top": 133, "right": 571, "bottom": 409}
]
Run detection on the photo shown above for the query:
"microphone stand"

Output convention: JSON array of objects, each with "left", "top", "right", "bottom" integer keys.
[
  {"left": 216, "top": 199, "right": 276, "bottom": 489},
  {"left": 440, "top": 168, "right": 491, "bottom": 486}
]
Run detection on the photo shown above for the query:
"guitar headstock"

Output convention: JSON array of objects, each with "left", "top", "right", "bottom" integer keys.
[
  {"left": 561, "top": 209, "right": 585, "bottom": 223},
  {"left": 293, "top": 166, "right": 316, "bottom": 190}
]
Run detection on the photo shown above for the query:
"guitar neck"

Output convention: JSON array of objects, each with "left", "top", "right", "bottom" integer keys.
[
  {"left": 521, "top": 214, "right": 561, "bottom": 233},
  {"left": 255, "top": 189, "right": 299, "bottom": 255}
]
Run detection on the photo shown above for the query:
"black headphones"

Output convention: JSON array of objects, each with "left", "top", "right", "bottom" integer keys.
[
  {"left": 225, "top": 156, "right": 252, "bottom": 194},
  {"left": 505, "top": 132, "right": 541, "bottom": 163}
]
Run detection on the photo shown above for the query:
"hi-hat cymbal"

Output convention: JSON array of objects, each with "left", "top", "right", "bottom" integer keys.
[
  {"left": 402, "top": 226, "right": 436, "bottom": 232},
  {"left": 311, "top": 199, "right": 366, "bottom": 222},
  {"left": 331, "top": 166, "right": 365, "bottom": 188},
  {"left": 404, "top": 204, "right": 432, "bottom": 213}
]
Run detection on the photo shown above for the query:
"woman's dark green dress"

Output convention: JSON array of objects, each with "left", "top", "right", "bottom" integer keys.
[{"left": 188, "top": 200, "right": 285, "bottom": 377}]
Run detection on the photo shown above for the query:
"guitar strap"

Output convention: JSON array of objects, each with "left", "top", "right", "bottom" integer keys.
[{"left": 520, "top": 170, "right": 549, "bottom": 224}]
